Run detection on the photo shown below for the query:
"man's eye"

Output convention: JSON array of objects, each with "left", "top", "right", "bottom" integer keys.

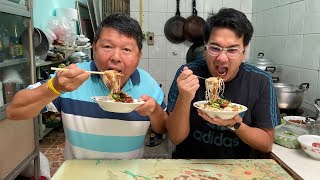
[
  {"left": 227, "top": 49, "right": 239, "bottom": 54},
  {"left": 104, "top": 45, "right": 112, "bottom": 49},
  {"left": 210, "top": 46, "right": 221, "bottom": 52},
  {"left": 123, "top": 48, "right": 131, "bottom": 52}
]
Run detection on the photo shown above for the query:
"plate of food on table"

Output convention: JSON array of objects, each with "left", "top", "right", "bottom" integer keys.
[{"left": 193, "top": 77, "right": 247, "bottom": 119}]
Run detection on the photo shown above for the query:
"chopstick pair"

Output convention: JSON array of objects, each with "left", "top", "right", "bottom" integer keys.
[{"left": 50, "top": 67, "right": 105, "bottom": 75}]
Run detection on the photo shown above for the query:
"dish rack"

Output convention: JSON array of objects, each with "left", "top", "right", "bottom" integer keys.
[{"left": 53, "top": 44, "right": 92, "bottom": 59}]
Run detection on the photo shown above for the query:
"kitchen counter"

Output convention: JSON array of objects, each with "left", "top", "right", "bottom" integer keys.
[
  {"left": 271, "top": 144, "right": 320, "bottom": 180},
  {"left": 52, "top": 159, "right": 293, "bottom": 180}
]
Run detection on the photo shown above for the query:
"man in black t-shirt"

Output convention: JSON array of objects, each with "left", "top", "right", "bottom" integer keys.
[{"left": 166, "top": 8, "right": 280, "bottom": 159}]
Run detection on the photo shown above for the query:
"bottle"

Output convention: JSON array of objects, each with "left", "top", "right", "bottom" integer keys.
[
  {"left": 0, "top": 24, "right": 10, "bottom": 59},
  {"left": 10, "top": 25, "right": 23, "bottom": 59}
]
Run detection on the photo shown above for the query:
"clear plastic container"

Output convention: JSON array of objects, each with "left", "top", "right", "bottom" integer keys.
[{"left": 274, "top": 124, "right": 309, "bottom": 149}]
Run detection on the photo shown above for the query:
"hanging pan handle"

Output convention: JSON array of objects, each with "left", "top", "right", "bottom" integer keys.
[{"left": 192, "top": 0, "right": 197, "bottom": 16}]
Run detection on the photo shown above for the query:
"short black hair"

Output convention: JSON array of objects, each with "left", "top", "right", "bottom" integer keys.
[
  {"left": 94, "top": 13, "right": 143, "bottom": 51},
  {"left": 203, "top": 8, "right": 253, "bottom": 47}
]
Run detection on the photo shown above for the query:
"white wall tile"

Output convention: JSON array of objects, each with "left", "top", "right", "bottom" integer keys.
[
  {"left": 284, "top": 35, "right": 303, "bottom": 67},
  {"left": 223, "top": 0, "right": 242, "bottom": 11},
  {"left": 149, "top": 0, "right": 168, "bottom": 12},
  {"left": 204, "top": 0, "right": 223, "bottom": 13},
  {"left": 141, "top": 41, "right": 149, "bottom": 59},
  {"left": 281, "top": 66, "right": 301, "bottom": 84},
  {"left": 263, "top": 36, "right": 276, "bottom": 61},
  {"left": 301, "top": 34, "right": 320, "bottom": 70},
  {"left": 264, "top": 9, "right": 276, "bottom": 36},
  {"left": 289, "top": 1, "right": 305, "bottom": 35},
  {"left": 148, "top": 59, "right": 167, "bottom": 81},
  {"left": 167, "top": 0, "right": 187, "bottom": 13},
  {"left": 291, "top": 0, "right": 302, "bottom": 2},
  {"left": 130, "top": 11, "right": 149, "bottom": 33},
  {"left": 148, "top": 12, "right": 167, "bottom": 35},
  {"left": 138, "top": 58, "right": 149, "bottom": 71},
  {"left": 278, "top": 0, "right": 291, "bottom": 6},
  {"left": 273, "top": 36, "right": 288, "bottom": 64},
  {"left": 241, "top": 0, "right": 252, "bottom": 13},
  {"left": 252, "top": 0, "right": 258, "bottom": 13},
  {"left": 257, "top": 0, "right": 277, "bottom": 11},
  {"left": 254, "top": 36, "right": 265, "bottom": 56},
  {"left": 275, "top": 5, "right": 290, "bottom": 35},
  {"left": 304, "top": 13, "right": 320, "bottom": 34},
  {"left": 254, "top": 12, "right": 265, "bottom": 36},
  {"left": 130, "top": 0, "right": 149, "bottom": 12},
  {"left": 248, "top": 37, "right": 256, "bottom": 58},
  {"left": 167, "top": 42, "right": 185, "bottom": 59},
  {"left": 166, "top": 59, "right": 184, "bottom": 81},
  {"left": 305, "top": 0, "right": 320, "bottom": 14},
  {"left": 149, "top": 36, "right": 167, "bottom": 58}
]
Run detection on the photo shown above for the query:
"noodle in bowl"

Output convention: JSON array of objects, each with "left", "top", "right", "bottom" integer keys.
[{"left": 193, "top": 100, "right": 248, "bottom": 120}]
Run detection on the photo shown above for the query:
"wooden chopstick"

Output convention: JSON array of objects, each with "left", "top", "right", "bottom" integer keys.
[{"left": 50, "top": 67, "right": 105, "bottom": 75}]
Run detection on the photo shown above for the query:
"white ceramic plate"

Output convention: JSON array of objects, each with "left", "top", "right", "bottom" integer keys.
[
  {"left": 283, "top": 116, "right": 314, "bottom": 129},
  {"left": 193, "top": 100, "right": 248, "bottom": 120},
  {"left": 92, "top": 96, "right": 145, "bottom": 113}
]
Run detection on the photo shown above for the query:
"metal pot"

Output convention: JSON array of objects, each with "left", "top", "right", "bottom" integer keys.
[
  {"left": 245, "top": 53, "right": 281, "bottom": 78},
  {"left": 275, "top": 83, "right": 309, "bottom": 110}
]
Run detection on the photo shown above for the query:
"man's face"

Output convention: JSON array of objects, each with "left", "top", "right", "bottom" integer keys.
[
  {"left": 204, "top": 28, "right": 247, "bottom": 82},
  {"left": 92, "top": 27, "right": 142, "bottom": 87}
]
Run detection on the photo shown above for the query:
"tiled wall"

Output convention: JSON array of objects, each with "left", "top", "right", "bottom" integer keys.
[
  {"left": 130, "top": 0, "right": 253, "bottom": 103},
  {"left": 250, "top": 0, "right": 320, "bottom": 110}
]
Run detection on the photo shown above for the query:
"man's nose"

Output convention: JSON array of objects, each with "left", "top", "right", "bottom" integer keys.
[
  {"left": 110, "top": 49, "right": 121, "bottom": 62},
  {"left": 216, "top": 50, "right": 229, "bottom": 63}
]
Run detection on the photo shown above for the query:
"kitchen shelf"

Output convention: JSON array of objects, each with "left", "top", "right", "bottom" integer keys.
[
  {"left": 36, "top": 59, "right": 68, "bottom": 67},
  {"left": 0, "top": 0, "right": 31, "bottom": 17},
  {"left": 0, "top": 58, "right": 28, "bottom": 68}
]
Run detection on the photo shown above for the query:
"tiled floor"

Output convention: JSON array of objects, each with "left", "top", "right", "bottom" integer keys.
[{"left": 39, "top": 127, "right": 65, "bottom": 177}]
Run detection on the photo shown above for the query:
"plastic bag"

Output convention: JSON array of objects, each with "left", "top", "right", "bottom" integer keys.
[
  {"left": 46, "top": 16, "right": 75, "bottom": 46},
  {"left": 20, "top": 152, "right": 51, "bottom": 179}
]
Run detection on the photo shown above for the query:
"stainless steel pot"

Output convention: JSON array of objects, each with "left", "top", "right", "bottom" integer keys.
[
  {"left": 245, "top": 53, "right": 281, "bottom": 78},
  {"left": 275, "top": 83, "right": 309, "bottom": 109}
]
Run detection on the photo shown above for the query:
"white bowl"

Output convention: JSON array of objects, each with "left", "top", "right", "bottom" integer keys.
[
  {"left": 283, "top": 116, "right": 314, "bottom": 130},
  {"left": 193, "top": 100, "right": 248, "bottom": 120},
  {"left": 92, "top": 96, "right": 145, "bottom": 113},
  {"left": 298, "top": 135, "right": 320, "bottom": 160}
]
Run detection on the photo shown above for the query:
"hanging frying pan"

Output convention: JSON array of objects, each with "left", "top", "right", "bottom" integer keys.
[
  {"left": 186, "top": 41, "right": 205, "bottom": 63},
  {"left": 183, "top": 0, "right": 205, "bottom": 43},
  {"left": 164, "top": 0, "right": 185, "bottom": 43}
]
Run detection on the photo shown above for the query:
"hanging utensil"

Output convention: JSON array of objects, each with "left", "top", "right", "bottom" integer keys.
[
  {"left": 183, "top": 0, "right": 205, "bottom": 42},
  {"left": 164, "top": 0, "right": 186, "bottom": 43}
]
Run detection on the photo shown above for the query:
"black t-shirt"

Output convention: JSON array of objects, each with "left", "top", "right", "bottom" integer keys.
[{"left": 167, "top": 57, "right": 280, "bottom": 159}]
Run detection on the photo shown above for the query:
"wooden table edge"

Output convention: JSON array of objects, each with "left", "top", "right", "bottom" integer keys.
[{"left": 270, "top": 152, "right": 303, "bottom": 180}]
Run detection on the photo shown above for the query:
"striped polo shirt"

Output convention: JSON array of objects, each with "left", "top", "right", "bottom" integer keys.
[{"left": 31, "top": 61, "right": 165, "bottom": 160}]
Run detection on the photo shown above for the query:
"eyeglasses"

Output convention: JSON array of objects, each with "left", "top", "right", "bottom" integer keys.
[{"left": 205, "top": 45, "right": 244, "bottom": 58}]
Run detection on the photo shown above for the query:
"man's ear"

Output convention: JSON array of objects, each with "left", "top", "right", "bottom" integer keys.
[
  {"left": 92, "top": 42, "right": 96, "bottom": 59},
  {"left": 243, "top": 45, "right": 248, "bottom": 54}
]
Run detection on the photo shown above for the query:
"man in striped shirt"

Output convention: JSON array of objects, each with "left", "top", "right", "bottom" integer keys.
[{"left": 7, "top": 13, "right": 167, "bottom": 160}]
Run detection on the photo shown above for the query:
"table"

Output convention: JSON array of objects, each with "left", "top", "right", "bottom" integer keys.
[
  {"left": 271, "top": 144, "right": 320, "bottom": 180},
  {"left": 52, "top": 159, "right": 293, "bottom": 180}
]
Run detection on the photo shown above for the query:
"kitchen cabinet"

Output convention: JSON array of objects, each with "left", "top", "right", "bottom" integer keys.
[{"left": 0, "top": 0, "right": 40, "bottom": 179}]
